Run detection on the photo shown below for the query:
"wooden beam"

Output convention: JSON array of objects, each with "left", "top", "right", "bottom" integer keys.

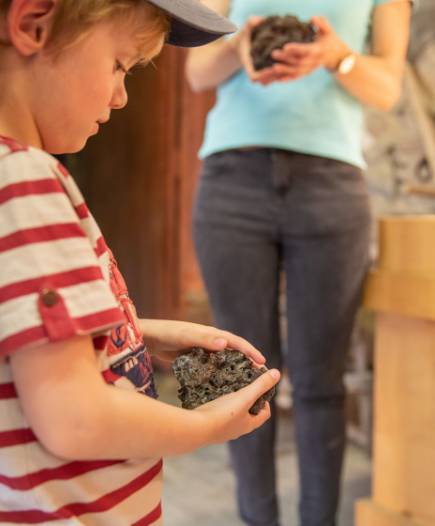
[{"left": 357, "top": 500, "right": 426, "bottom": 526}]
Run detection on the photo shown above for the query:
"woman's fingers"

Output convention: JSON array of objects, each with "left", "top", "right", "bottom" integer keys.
[
  {"left": 310, "top": 15, "right": 333, "bottom": 36},
  {"left": 246, "top": 15, "right": 264, "bottom": 30},
  {"left": 239, "top": 16, "right": 266, "bottom": 79},
  {"left": 248, "top": 42, "right": 324, "bottom": 85},
  {"left": 273, "top": 44, "right": 322, "bottom": 64}
]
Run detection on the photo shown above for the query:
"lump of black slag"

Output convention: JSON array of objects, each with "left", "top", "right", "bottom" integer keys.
[
  {"left": 250, "top": 15, "right": 317, "bottom": 71},
  {"left": 172, "top": 348, "right": 276, "bottom": 415}
]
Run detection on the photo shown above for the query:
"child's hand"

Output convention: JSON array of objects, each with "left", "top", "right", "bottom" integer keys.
[
  {"left": 139, "top": 319, "right": 265, "bottom": 366},
  {"left": 195, "top": 368, "right": 281, "bottom": 442}
]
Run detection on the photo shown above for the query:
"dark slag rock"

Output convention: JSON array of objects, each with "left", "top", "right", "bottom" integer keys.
[
  {"left": 172, "top": 348, "right": 276, "bottom": 415},
  {"left": 250, "top": 15, "right": 317, "bottom": 71}
]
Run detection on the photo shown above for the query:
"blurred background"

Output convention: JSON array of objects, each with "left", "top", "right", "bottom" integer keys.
[{"left": 66, "top": 1, "right": 435, "bottom": 524}]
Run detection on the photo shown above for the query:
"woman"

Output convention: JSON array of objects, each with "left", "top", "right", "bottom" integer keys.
[{"left": 186, "top": 2, "right": 412, "bottom": 525}]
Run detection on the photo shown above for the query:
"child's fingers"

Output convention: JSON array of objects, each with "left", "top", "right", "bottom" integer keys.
[
  {"left": 179, "top": 324, "right": 265, "bottom": 365},
  {"left": 255, "top": 401, "right": 271, "bottom": 423},
  {"left": 205, "top": 329, "right": 266, "bottom": 365},
  {"left": 221, "top": 332, "right": 266, "bottom": 365},
  {"left": 239, "top": 369, "right": 280, "bottom": 404},
  {"left": 244, "top": 402, "right": 272, "bottom": 434}
]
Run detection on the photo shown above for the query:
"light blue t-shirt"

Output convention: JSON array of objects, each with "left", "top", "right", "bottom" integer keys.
[{"left": 199, "top": 0, "right": 394, "bottom": 168}]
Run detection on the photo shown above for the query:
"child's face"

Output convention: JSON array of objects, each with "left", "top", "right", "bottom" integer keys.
[{"left": 30, "top": 19, "right": 148, "bottom": 153}]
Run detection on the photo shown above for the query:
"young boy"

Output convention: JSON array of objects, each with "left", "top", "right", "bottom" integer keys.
[{"left": 0, "top": 1, "right": 280, "bottom": 524}]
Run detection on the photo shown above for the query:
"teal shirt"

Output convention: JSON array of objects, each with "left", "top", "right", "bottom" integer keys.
[{"left": 199, "top": 0, "right": 393, "bottom": 168}]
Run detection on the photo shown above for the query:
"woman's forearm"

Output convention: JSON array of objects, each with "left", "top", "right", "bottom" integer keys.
[
  {"left": 334, "top": 53, "right": 404, "bottom": 111},
  {"left": 186, "top": 36, "right": 242, "bottom": 92},
  {"left": 262, "top": 4, "right": 410, "bottom": 110},
  {"left": 334, "top": 1, "right": 410, "bottom": 111}
]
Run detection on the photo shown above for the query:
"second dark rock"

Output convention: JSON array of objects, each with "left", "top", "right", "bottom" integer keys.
[{"left": 250, "top": 15, "right": 317, "bottom": 71}]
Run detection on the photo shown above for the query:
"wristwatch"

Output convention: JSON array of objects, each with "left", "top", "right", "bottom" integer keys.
[{"left": 335, "top": 53, "right": 357, "bottom": 75}]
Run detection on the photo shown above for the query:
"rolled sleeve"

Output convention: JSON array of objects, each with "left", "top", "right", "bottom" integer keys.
[{"left": 0, "top": 148, "right": 124, "bottom": 354}]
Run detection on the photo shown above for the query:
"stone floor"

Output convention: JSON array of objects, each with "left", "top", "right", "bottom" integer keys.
[{"left": 156, "top": 372, "right": 372, "bottom": 526}]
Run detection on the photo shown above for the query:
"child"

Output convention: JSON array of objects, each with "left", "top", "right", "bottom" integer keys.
[{"left": 0, "top": 1, "right": 280, "bottom": 524}]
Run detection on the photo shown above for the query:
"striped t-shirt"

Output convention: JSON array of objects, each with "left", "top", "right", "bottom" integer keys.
[{"left": 0, "top": 136, "right": 163, "bottom": 525}]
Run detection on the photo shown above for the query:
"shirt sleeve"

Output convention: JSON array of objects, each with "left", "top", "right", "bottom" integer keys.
[
  {"left": 374, "top": 0, "right": 417, "bottom": 7},
  {"left": 0, "top": 148, "right": 124, "bottom": 355}
]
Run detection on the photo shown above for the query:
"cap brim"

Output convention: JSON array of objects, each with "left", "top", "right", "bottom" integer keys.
[{"left": 146, "top": 0, "right": 237, "bottom": 47}]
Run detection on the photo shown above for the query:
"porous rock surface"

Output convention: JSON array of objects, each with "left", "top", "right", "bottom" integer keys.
[
  {"left": 251, "top": 15, "right": 317, "bottom": 71},
  {"left": 172, "top": 348, "right": 276, "bottom": 415}
]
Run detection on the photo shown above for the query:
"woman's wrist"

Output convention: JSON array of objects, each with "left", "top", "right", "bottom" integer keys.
[{"left": 325, "top": 40, "right": 353, "bottom": 72}]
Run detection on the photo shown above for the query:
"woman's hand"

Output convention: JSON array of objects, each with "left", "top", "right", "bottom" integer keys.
[
  {"left": 231, "top": 16, "right": 283, "bottom": 86},
  {"left": 139, "top": 319, "right": 266, "bottom": 366},
  {"left": 242, "top": 15, "right": 349, "bottom": 86},
  {"left": 266, "top": 16, "right": 350, "bottom": 83},
  {"left": 195, "top": 368, "right": 281, "bottom": 443}
]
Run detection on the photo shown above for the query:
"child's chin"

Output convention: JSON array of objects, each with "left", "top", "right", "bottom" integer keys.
[{"left": 47, "top": 140, "right": 87, "bottom": 155}]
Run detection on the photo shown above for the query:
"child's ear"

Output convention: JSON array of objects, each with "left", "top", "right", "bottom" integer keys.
[{"left": 7, "top": 0, "right": 58, "bottom": 56}]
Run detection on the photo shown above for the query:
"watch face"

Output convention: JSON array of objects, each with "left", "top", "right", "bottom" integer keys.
[{"left": 339, "top": 54, "right": 356, "bottom": 75}]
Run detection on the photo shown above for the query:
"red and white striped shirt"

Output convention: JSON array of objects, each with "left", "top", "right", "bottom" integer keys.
[{"left": 0, "top": 136, "right": 163, "bottom": 525}]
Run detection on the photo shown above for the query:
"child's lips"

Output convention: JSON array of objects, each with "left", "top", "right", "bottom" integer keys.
[
  {"left": 97, "top": 115, "right": 110, "bottom": 124},
  {"left": 90, "top": 122, "right": 100, "bottom": 134},
  {"left": 92, "top": 118, "right": 109, "bottom": 134}
]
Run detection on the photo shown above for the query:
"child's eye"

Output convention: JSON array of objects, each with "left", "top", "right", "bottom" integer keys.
[{"left": 115, "top": 60, "right": 130, "bottom": 75}]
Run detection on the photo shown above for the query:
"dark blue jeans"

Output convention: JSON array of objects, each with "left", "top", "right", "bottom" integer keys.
[{"left": 193, "top": 149, "right": 371, "bottom": 526}]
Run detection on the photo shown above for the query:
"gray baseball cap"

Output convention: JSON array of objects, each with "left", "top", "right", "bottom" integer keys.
[{"left": 146, "top": 0, "right": 237, "bottom": 47}]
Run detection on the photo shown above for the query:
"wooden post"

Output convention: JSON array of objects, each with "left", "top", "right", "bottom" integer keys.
[{"left": 356, "top": 216, "right": 435, "bottom": 526}]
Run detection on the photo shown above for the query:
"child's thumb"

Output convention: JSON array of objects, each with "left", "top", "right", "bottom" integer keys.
[{"left": 243, "top": 369, "right": 280, "bottom": 401}]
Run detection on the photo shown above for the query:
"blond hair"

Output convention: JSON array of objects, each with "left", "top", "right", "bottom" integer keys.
[{"left": 0, "top": 0, "right": 169, "bottom": 60}]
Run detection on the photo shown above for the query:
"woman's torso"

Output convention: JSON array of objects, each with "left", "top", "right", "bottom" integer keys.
[{"left": 200, "top": 0, "right": 389, "bottom": 168}]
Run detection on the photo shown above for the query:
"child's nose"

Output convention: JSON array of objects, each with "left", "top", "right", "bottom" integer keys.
[{"left": 111, "top": 81, "right": 128, "bottom": 110}]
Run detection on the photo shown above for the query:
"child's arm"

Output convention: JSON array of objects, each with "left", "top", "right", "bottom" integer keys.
[
  {"left": 9, "top": 335, "right": 279, "bottom": 460},
  {"left": 139, "top": 319, "right": 266, "bottom": 365}
]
